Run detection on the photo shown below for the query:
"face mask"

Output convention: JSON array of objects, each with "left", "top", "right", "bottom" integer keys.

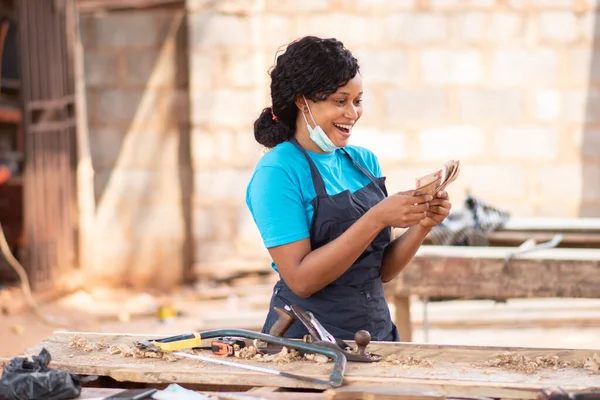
[{"left": 302, "top": 96, "right": 340, "bottom": 153}]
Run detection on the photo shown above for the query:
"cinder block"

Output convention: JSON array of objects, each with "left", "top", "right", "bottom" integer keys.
[
  {"left": 419, "top": 125, "right": 486, "bottom": 160},
  {"left": 187, "top": 0, "right": 255, "bottom": 13},
  {"left": 189, "top": 51, "right": 216, "bottom": 89},
  {"left": 89, "top": 126, "right": 126, "bottom": 168},
  {"left": 562, "top": 89, "right": 596, "bottom": 123},
  {"left": 538, "top": 164, "right": 582, "bottom": 200},
  {"left": 354, "top": 50, "right": 407, "bottom": 84},
  {"left": 235, "top": 205, "right": 272, "bottom": 259},
  {"left": 188, "top": 14, "right": 253, "bottom": 48},
  {"left": 582, "top": 165, "right": 600, "bottom": 201},
  {"left": 531, "top": 0, "right": 573, "bottom": 7},
  {"left": 84, "top": 51, "right": 119, "bottom": 87},
  {"left": 459, "top": 11, "right": 523, "bottom": 43},
  {"left": 265, "top": 0, "right": 329, "bottom": 12},
  {"left": 191, "top": 128, "right": 216, "bottom": 165},
  {"left": 582, "top": 129, "right": 600, "bottom": 159},
  {"left": 421, "top": 49, "right": 482, "bottom": 84},
  {"left": 125, "top": 50, "right": 174, "bottom": 88},
  {"left": 132, "top": 204, "right": 184, "bottom": 238},
  {"left": 356, "top": 0, "right": 415, "bottom": 8},
  {"left": 493, "top": 48, "right": 558, "bottom": 84},
  {"left": 459, "top": 89, "right": 522, "bottom": 121},
  {"left": 385, "top": 89, "right": 448, "bottom": 122},
  {"left": 567, "top": 48, "right": 600, "bottom": 85},
  {"left": 350, "top": 128, "right": 408, "bottom": 162},
  {"left": 194, "top": 168, "right": 253, "bottom": 200},
  {"left": 539, "top": 12, "right": 578, "bottom": 42},
  {"left": 96, "top": 89, "right": 144, "bottom": 123},
  {"left": 460, "top": 164, "right": 528, "bottom": 198},
  {"left": 493, "top": 126, "right": 560, "bottom": 160},
  {"left": 385, "top": 13, "right": 448, "bottom": 44},
  {"left": 193, "top": 206, "right": 214, "bottom": 240},
  {"left": 302, "top": 15, "right": 382, "bottom": 47},
  {"left": 95, "top": 12, "right": 162, "bottom": 48},
  {"left": 262, "top": 15, "right": 294, "bottom": 46},
  {"left": 534, "top": 90, "right": 561, "bottom": 121},
  {"left": 220, "top": 50, "right": 261, "bottom": 88},
  {"left": 190, "top": 89, "right": 261, "bottom": 126},
  {"left": 194, "top": 240, "right": 236, "bottom": 264}
]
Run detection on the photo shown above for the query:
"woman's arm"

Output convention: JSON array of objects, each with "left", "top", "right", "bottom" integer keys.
[
  {"left": 379, "top": 224, "right": 430, "bottom": 283},
  {"left": 380, "top": 191, "right": 452, "bottom": 283},
  {"left": 269, "top": 192, "right": 431, "bottom": 299}
]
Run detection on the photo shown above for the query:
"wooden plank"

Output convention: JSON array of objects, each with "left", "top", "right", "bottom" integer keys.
[
  {"left": 394, "top": 246, "right": 600, "bottom": 299},
  {"left": 486, "top": 231, "right": 600, "bottom": 248},
  {"left": 3, "top": 332, "right": 598, "bottom": 400},
  {"left": 500, "top": 217, "right": 600, "bottom": 232}
]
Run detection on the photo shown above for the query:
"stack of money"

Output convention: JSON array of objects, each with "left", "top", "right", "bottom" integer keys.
[{"left": 414, "top": 160, "right": 461, "bottom": 196}]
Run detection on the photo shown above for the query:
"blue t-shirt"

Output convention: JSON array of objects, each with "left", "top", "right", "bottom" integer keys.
[{"left": 245, "top": 141, "right": 383, "bottom": 271}]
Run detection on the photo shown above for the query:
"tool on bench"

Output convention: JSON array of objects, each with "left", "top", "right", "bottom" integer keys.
[
  {"left": 261, "top": 304, "right": 382, "bottom": 362},
  {"left": 135, "top": 328, "right": 347, "bottom": 387},
  {"left": 503, "top": 233, "right": 563, "bottom": 273},
  {"left": 202, "top": 337, "right": 246, "bottom": 356},
  {"left": 134, "top": 332, "right": 202, "bottom": 353}
]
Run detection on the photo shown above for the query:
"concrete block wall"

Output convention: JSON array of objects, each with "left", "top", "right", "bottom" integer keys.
[
  {"left": 187, "top": 0, "right": 600, "bottom": 274},
  {"left": 80, "top": 8, "right": 193, "bottom": 288}
]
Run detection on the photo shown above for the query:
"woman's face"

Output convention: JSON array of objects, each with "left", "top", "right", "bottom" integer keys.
[{"left": 305, "top": 74, "right": 363, "bottom": 148}]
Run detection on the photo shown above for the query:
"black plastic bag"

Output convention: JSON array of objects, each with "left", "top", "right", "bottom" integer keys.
[
  {"left": 427, "top": 194, "right": 511, "bottom": 246},
  {"left": 0, "top": 348, "right": 85, "bottom": 400}
]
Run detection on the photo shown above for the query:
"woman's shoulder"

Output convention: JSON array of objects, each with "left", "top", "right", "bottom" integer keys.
[
  {"left": 343, "top": 144, "right": 380, "bottom": 170},
  {"left": 255, "top": 141, "right": 304, "bottom": 170}
]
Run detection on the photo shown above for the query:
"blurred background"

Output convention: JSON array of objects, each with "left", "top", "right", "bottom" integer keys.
[{"left": 0, "top": 0, "right": 598, "bottom": 358}]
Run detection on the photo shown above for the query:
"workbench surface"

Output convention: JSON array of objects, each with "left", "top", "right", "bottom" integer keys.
[{"left": 5, "top": 332, "right": 600, "bottom": 399}]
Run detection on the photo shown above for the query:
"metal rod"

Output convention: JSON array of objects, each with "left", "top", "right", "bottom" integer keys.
[
  {"left": 422, "top": 296, "right": 430, "bottom": 343},
  {"left": 172, "top": 352, "right": 331, "bottom": 387}
]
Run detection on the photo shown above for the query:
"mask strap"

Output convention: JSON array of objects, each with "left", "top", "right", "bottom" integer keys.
[{"left": 302, "top": 96, "right": 318, "bottom": 128}]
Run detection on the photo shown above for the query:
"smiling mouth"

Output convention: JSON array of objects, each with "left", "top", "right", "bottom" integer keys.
[{"left": 333, "top": 123, "right": 353, "bottom": 134}]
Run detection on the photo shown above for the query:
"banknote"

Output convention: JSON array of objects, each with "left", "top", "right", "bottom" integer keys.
[{"left": 414, "top": 160, "right": 460, "bottom": 196}]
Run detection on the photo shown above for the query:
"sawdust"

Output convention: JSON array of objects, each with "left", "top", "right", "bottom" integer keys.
[
  {"left": 68, "top": 334, "right": 178, "bottom": 362},
  {"left": 584, "top": 353, "right": 600, "bottom": 374},
  {"left": 229, "top": 345, "right": 329, "bottom": 365},
  {"left": 475, "top": 351, "right": 598, "bottom": 374},
  {"left": 383, "top": 354, "right": 435, "bottom": 368},
  {"left": 68, "top": 335, "right": 330, "bottom": 365}
]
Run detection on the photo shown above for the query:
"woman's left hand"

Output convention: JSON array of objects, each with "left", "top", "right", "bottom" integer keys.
[{"left": 419, "top": 191, "right": 452, "bottom": 230}]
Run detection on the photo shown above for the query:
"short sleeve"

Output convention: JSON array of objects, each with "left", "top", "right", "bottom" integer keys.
[
  {"left": 246, "top": 166, "right": 310, "bottom": 248},
  {"left": 371, "top": 153, "right": 383, "bottom": 178}
]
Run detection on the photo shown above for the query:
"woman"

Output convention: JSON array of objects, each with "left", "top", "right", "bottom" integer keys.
[{"left": 246, "top": 36, "right": 451, "bottom": 341}]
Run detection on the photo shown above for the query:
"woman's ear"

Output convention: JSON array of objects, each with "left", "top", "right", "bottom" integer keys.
[{"left": 294, "top": 96, "right": 308, "bottom": 112}]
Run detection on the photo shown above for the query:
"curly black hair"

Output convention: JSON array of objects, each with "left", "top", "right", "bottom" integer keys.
[{"left": 253, "top": 36, "right": 360, "bottom": 148}]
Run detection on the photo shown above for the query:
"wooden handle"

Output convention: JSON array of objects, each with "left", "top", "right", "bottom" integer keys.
[{"left": 268, "top": 307, "right": 296, "bottom": 337}]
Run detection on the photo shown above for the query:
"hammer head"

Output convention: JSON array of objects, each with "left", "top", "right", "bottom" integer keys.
[{"left": 134, "top": 340, "right": 161, "bottom": 352}]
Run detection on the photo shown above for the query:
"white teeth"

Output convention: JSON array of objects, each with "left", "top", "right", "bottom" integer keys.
[{"left": 334, "top": 124, "right": 352, "bottom": 130}]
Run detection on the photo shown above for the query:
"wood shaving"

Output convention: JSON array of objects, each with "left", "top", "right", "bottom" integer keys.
[
  {"left": 478, "top": 352, "right": 591, "bottom": 374},
  {"left": 584, "top": 353, "right": 600, "bottom": 374},
  {"left": 383, "top": 354, "right": 435, "bottom": 368}
]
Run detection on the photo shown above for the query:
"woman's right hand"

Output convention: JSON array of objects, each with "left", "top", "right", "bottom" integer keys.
[{"left": 370, "top": 190, "right": 432, "bottom": 228}]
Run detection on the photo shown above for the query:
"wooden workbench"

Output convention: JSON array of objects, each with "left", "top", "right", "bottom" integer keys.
[
  {"left": 3, "top": 331, "right": 599, "bottom": 400},
  {"left": 389, "top": 245, "right": 600, "bottom": 342}
]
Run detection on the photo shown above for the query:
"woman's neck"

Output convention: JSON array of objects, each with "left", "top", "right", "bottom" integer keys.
[{"left": 293, "top": 119, "right": 330, "bottom": 154}]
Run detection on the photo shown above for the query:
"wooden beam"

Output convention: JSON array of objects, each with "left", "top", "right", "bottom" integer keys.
[
  {"left": 395, "top": 246, "right": 600, "bottom": 299},
  {"left": 4, "top": 332, "right": 598, "bottom": 399}
]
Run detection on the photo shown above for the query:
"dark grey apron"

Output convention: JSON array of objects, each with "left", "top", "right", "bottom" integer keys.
[{"left": 261, "top": 137, "right": 400, "bottom": 342}]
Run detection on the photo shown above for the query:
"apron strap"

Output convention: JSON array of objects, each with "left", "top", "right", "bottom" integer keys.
[
  {"left": 289, "top": 137, "right": 328, "bottom": 197},
  {"left": 289, "top": 138, "right": 380, "bottom": 196},
  {"left": 341, "top": 148, "right": 379, "bottom": 183}
]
